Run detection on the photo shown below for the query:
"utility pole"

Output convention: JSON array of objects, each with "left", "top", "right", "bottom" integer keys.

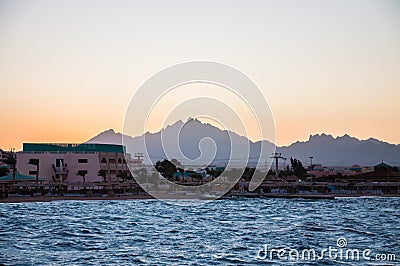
[
  {"left": 134, "top": 153, "right": 144, "bottom": 165},
  {"left": 271, "top": 153, "right": 285, "bottom": 177}
]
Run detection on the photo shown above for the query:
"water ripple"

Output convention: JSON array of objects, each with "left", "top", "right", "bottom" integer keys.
[{"left": 0, "top": 198, "right": 399, "bottom": 265}]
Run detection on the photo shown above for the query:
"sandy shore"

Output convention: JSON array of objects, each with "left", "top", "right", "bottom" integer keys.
[
  {"left": 0, "top": 194, "right": 155, "bottom": 203},
  {"left": 1, "top": 193, "right": 399, "bottom": 203}
]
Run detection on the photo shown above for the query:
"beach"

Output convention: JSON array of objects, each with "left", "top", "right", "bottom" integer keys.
[{"left": 2, "top": 193, "right": 399, "bottom": 203}]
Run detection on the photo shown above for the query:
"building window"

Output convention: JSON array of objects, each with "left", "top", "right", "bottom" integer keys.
[
  {"left": 101, "top": 158, "right": 107, "bottom": 164},
  {"left": 29, "top": 171, "right": 37, "bottom": 175},
  {"left": 109, "top": 159, "right": 116, "bottom": 164},
  {"left": 78, "top": 159, "right": 88, "bottom": 163},
  {"left": 118, "top": 158, "right": 122, "bottom": 164},
  {"left": 110, "top": 170, "right": 116, "bottom": 175},
  {"left": 55, "top": 159, "right": 63, "bottom": 167}
]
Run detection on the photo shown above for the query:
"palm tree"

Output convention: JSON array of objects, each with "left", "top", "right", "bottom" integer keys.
[
  {"left": 148, "top": 171, "right": 160, "bottom": 192},
  {"left": 116, "top": 171, "right": 131, "bottom": 182},
  {"left": 191, "top": 173, "right": 203, "bottom": 185},
  {"left": 76, "top": 170, "right": 88, "bottom": 183},
  {"left": 97, "top": 169, "right": 107, "bottom": 182},
  {"left": 155, "top": 159, "right": 179, "bottom": 182},
  {"left": 5, "top": 154, "right": 17, "bottom": 184},
  {"left": 0, "top": 166, "right": 9, "bottom": 177},
  {"left": 28, "top": 159, "right": 40, "bottom": 184},
  {"left": 134, "top": 168, "right": 148, "bottom": 183}
]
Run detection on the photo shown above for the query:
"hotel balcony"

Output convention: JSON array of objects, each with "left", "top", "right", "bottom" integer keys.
[{"left": 52, "top": 164, "right": 69, "bottom": 175}]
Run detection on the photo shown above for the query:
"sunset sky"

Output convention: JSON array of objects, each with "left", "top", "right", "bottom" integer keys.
[{"left": 1, "top": 0, "right": 399, "bottom": 151}]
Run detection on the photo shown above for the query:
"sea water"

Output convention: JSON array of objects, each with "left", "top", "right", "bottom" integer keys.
[{"left": 0, "top": 198, "right": 399, "bottom": 265}]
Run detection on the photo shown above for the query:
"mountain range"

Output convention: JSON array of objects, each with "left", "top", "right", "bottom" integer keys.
[{"left": 86, "top": 119, "right": 400, "bottom": 167}]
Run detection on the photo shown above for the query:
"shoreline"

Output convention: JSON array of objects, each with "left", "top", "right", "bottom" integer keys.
[
  {"left": 1, "top": 193, "right": 399, "bottom": 203},
  {"left": 0, "top": 194, "right": 154, "bottom": 203}
]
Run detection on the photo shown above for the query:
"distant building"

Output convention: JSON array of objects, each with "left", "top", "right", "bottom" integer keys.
[
  {"left": 315, "top": 161, "right": 400, "bottom": 186},
  {"left": 16, "top": 143, "right": 131, "bottom": 183},
  {"left": 349, "top": 164, "right": 363, "bottom": 172},
  {"left": 0, "top": 150, "right": 9, "bottom": 176},
  {"left": 373, "top": 161, "right": 394, "bottom": 172},
  {"left": 130, "top": 156, "right": 144, "bottom": 168},
  {"left": 0, "top": 149, "right": 7, "bottom": 164},
  {"left": 308, "top": 163, "right": 371, "bottom": 178},
  {"left": 0, "top": 149, "right": 14, "bottom": 175}
]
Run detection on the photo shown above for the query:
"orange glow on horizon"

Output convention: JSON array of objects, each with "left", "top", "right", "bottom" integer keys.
[{"left": 0, "top": 1, "right": 399, "bottom": 151}]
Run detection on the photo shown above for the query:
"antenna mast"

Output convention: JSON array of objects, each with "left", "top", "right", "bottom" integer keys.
[
  {"left": 134, "top": 153, "right": 144, "bottom": 165},
  {"left": 270, "top": 152, "right": 285, "bottom": 177}
]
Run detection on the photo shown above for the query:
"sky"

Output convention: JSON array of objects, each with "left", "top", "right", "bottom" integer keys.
[{"left": 0, "top": 0, "right": 399, "bottom": 151}]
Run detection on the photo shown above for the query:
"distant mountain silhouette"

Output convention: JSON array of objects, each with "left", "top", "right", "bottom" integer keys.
[
  {"left": 87, "top": 119, "right": 274, "bottom": 167},
  {"left": 86, "top": 120, "right": 400, "bottom": 166},
  {"left": 278, "top": 134, "right": 400, "bottom": 166}
]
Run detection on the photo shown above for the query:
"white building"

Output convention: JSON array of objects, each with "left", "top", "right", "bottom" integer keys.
[{"left": 16, "top": 143, "right": 131, "bottom": 183}]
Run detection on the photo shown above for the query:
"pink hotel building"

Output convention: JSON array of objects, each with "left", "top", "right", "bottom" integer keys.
[{"left": 16, "top": 143, "right": 131, "bottom": 183}]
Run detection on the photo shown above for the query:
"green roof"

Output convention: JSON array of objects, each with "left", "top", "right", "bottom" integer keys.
[
  {"left": 375, "top": 162, "right": 391, "bottom": 168},
  {"left": 23, "top": 143, "right": 126, "bottom": 154}
]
